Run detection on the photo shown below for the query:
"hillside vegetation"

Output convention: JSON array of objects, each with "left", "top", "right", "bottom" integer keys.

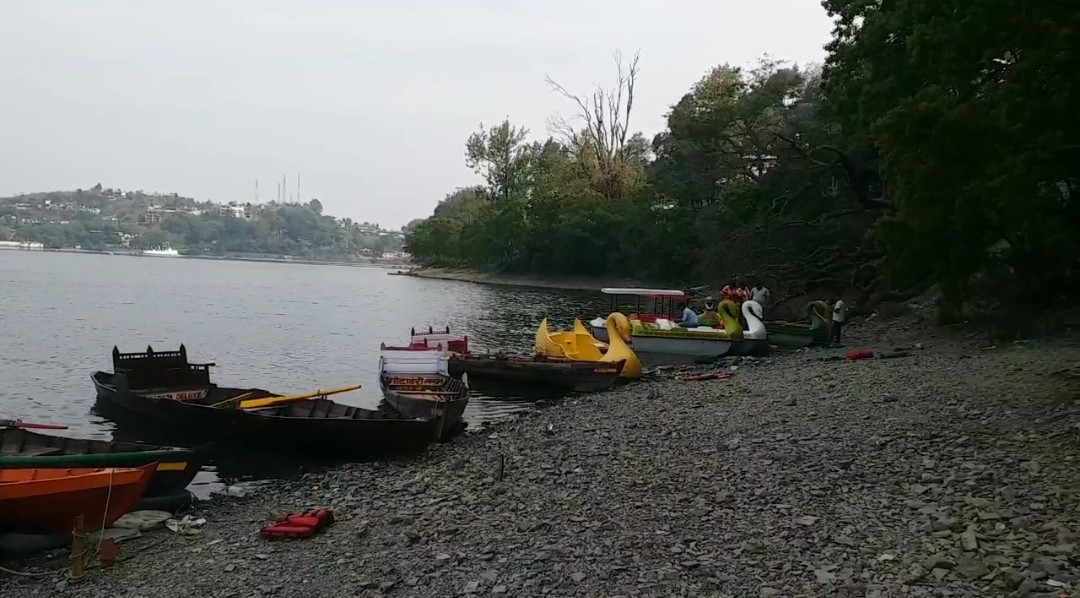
[
  {"left": 405, "top": 1, "right": 1077, "bottom": 318},
  {"left": 0, "top": 185, "right": 403, "bottom": 259}
]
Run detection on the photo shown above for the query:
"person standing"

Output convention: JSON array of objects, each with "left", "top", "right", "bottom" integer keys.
[
  {"left": 751, "top": 281, "right": 770, "bottom": 309},
  {"left": 830, "top": 294, "right": 847, "bottom": 346}
]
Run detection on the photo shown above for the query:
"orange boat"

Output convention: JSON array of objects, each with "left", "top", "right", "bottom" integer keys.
[{"left": 0, "top": 464, "right": 155, "bottom": 534}]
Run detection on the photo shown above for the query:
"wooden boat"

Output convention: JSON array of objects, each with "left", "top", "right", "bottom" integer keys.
[
  {"left": 0, "top": 464, "right": 155, "bottom": 534},
  {"left": 378, "top": 352, "right": 469, "bottom": 440},
  {"left": 765, "top": 300, "right": 831, "bottom": 347},
  {"left": 446, "top": 354, "right": 626, "bottom": 393},
  {"left": 535, "top": 316, "right": 642, "bottom": 378},
  {"left": 92, "top": 345, "right": 450, "bottom": 456},
  {"left": 409, "top": 326, "right": 470, "bottom": 353},
  {"left": 0, "top": 427, "right": 208, "bottom": 499}
]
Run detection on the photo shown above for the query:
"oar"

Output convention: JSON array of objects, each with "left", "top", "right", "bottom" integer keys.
[
  {"left": 239, "top": 384, "right": 362, "bottom": 410},
  {"left": 209, "top": 391, "right": 254, "bottom": 409},
  {"left": 0, "top": 419, "right": 70, "bottom": 430}
]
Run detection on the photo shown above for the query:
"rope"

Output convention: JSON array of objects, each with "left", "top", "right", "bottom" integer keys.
[
  {"left": 0, "top": 564, "right": 48, "bottom": 578},
  {"left": 97, "top": 467, "right": 115, "bottom": 552}
]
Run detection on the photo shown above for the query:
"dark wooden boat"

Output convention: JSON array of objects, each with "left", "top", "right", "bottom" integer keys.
[
  {"left": 91, "top": 345, "right": 449, "bottom": 456},
  {"left": 0, "top": 464, "right": 155, "bottom": 534},
  {"left": 378, "top": 353, "right": 469, "bottom": 441},
  {"left": 0, "top": 428, "right": 207, "bottom": 499},
  {"left": 447, "top": 354, "right": 625, "bottom": 393}
]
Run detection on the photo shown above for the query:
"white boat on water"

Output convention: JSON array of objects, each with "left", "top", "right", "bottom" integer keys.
[{"left": 141, "top": 247, "right": 180, "bottom": 257}]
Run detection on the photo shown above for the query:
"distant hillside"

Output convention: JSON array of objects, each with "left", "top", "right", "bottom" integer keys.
[{"left": 0, "top": 185, "right": 405, "bottom": 260}]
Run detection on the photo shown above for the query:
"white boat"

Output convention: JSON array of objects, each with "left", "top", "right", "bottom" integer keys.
[
  {"left": 587, "top": 288, "right": 768, "bottom": 357},
  {"left": 141, "top": 247, "right": 180, "bottom": 257}
]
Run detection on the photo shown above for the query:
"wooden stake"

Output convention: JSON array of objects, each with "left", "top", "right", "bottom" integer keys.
[{"left": 69, "top": 516, "right": 87, "bottom": 583}]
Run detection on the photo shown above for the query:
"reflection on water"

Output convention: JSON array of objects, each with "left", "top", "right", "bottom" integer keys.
[{"left": 0, "top": 251, "right": 610, "bottom": 493}]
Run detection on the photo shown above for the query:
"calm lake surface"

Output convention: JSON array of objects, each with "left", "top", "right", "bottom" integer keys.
[{"left": 0, "top": 251, "right": 608, "bottom": 493}]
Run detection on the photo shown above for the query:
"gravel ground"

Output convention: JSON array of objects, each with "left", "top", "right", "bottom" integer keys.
[{"left": 4, "top": 323, "right": 1079, "bottom": 598}]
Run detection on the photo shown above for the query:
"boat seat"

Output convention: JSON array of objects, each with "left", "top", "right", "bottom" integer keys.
[{"left": 14, "top": 447, "right": 65, "bottom": 457}]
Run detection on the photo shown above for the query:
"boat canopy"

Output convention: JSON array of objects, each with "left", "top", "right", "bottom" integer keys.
[{"left": 600, "top": 287, "right": 686, "bottom": 298}]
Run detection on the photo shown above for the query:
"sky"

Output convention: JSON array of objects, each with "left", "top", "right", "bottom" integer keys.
[{"left": 0, "top": 1, "right": 834, "bottom": 228}]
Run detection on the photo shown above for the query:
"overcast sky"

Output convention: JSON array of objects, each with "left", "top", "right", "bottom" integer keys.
[{"left": 0, "top": 1, "right": 833, "bottom": 228}]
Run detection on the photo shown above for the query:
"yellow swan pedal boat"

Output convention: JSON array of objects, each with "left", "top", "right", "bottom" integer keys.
[{"left": 535, "top": 315, "right": 641, "bottom": 379}]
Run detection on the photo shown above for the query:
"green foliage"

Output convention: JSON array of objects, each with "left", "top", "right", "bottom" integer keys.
[
  {"left": 822, "top": 0, "right": 1079, "bottom": 305},
  {"left": 410, "top": 8, "right": 1076, "bottom": 310},
  {"left": 407, "top": 60, "right": 879, "bottom": 298},
  {"left": 0, "top": 190, "right": 403, "bottom": 259}
]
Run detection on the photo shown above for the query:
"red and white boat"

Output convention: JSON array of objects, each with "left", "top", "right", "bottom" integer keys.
[{"left": 380, "top": 326, "right": 469, "bottom": 354}]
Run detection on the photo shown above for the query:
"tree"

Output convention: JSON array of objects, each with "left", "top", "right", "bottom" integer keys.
[
  {"left": 822, "top": 0, "right": 1080, "bottom": 310},
  {"left": 547, "top": 51, "right": 643, "bottom": 199},
  {"left": 465, "top": 120, "right": 532, "bottom": 202}
]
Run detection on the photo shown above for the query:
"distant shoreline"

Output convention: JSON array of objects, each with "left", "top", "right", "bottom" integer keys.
[
  {"left": 1, "top": 247, "right": 409, "bottom": 269},
  {"left": 400, "top": 267, "right": 662, "bottom": 292}
]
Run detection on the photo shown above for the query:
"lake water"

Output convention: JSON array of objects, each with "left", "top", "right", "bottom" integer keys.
[{"left": 0, "top": 251, "right": 607, "bottom": 493}]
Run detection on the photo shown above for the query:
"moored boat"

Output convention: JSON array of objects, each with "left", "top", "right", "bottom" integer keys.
[
  {"left": 0, "top": 427, "right": 208, "bottom": 499},
  {"left": 378, "top": 352, "right": 469, "bottom": 440},
  {"left": 446, "top": 353, "right": 626, "bottom": 393},
  {"left": 92, "top": 345, "right": 450, "bottom": 456},
  {"left": 765, "top": 300, "right": 831, "bottom": 347},
  {"left": 534, "top": 314, "right": 642, "bottom": 379},
  {"left": 587, "top": 288, "right": 769, "bottom": 358},
  {"left": 0, "top": 464, "right": 155, "bottom": 534},
  {"left": 409, "top": 326, "right": 469, "bottom": 353}
]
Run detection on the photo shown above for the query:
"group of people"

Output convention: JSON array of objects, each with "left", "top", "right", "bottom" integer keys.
[
  {"left": 675, "top": 276, "right": 848, "bottom": 346},
  {"left": 721, "top": 276, "right": 770, "bottom": 307},
  {"left": 677, "top": 277, "right": 771, "bottom": 329}
]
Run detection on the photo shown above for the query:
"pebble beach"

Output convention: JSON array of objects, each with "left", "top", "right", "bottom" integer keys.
[{"left": 4, "top": 322, "right": 1079, "bottom": 598}]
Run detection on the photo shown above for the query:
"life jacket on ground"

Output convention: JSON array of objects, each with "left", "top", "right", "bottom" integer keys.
[{"left": 259, "top": 509, "right": 335, "bottom": 540}]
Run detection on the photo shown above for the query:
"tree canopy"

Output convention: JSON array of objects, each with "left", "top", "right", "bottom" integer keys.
[{"left": 406, "top": 6, "right": 1078, "bottom": 315}]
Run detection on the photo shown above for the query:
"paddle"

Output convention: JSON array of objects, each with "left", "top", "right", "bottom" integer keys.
[
  {"left": 239, "top": 384, "right": 362, "bottom": 410},
  {"left": 0, "top": 419, "right": 69, "bottom": 430}
]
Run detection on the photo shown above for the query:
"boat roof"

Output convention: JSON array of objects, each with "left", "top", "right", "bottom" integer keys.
[{"left": 600, "top": 287, "right": 686, "bottom": 298}]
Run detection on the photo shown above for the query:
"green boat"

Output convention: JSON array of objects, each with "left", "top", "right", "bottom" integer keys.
[
  {"left": 0, "top": 428, "right": 209, "bottom": 498},
  {"left": 764, "top": 300, "right": 831, "bottom": 347}
]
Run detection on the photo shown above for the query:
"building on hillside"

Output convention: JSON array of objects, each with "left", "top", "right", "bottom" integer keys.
[
  {"left": 145, "top": 211, "right": 162, "bottom": 224},
  {"left": 0, "top": 241, "right": 44, "bottom": 250},
  {"left": 218, "top": 203, "right": 248, "bottom": 218}
]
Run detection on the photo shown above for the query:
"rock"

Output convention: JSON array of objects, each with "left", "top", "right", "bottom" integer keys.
[
  {"left": 226, "top": 485, "right": 247, "bottom": 498},
  {"left": 464, "top": 580, "right": 481, "bottom": 593},
  {"left": 88, "top": 527, "right": 141, "bottom": 544},
  {"left": 357, "top": 579, "right": 377, "bottom": 589},
  {"left": 784, "top": 397, "right": 797, "bottom": 406},
  {"left": 570, "top": 571, "right": 587, "bottom": 583},
  {"left": 760, "top": 588, "right": 782, "bottom": 597},
  {"left": 1017, "top": 577, "right": 1039, "bottom": 595},
  {"left": 224, "top": 564, "right": 236, "bottom": 573},
  {"left": 796, "top": 516, "right": 819, "bottom": 526},
  {"left": 112, "top": 510, "right": 173, "bottom": 531},
  {"left": 955, "top": 557, "right": 990, "bottom": 580},
  {"left": 959, "top": 529, "right": 979, "bottom": 551},
  {"left": 921, "top": 554, "right": 955, "bottom": 571},
  {"left": 492, "top": 586, "right": 508, "bottom": 595}
]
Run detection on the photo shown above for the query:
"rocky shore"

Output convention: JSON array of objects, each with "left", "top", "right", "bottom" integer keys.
[{"left": 4, "top": 325, "right": 1079, "bottom": 598}]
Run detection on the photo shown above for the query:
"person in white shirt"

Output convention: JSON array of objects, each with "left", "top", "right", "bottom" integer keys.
[
  {"left": 830, "top": 295, "right": 847, "bottom": 346},
  {"left": 750, "top": 281, "right": 770, "bottom": 309}
]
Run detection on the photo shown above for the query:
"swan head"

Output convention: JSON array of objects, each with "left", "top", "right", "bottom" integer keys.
[
  {"left": 742, "top": 300, "right": 763, "bottom": 319},
  {"left": 606, "top": 312, "right": 632, "bottom": 342}
]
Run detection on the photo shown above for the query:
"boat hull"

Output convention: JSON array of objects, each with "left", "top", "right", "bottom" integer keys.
[
  {"left": 591, "top": 325, "right": 771, "bottom": 357},
  {"left": 381, "top": 390, "right": 467, "bottom": 439},
  {"left": 0, "top": 429, "right": 206, "bottom": 498},
  {"left": 0, "top": 464, "right": 154, "bottom": 534},
  {"left": 92, "top": 373, "right": 441, "bottom": 456},
  {"left": 447, "top": 355, "right": 624, "bottom": 393},
  {"left": 765, "top": 322, "right": 828, "bottom": 347}
]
